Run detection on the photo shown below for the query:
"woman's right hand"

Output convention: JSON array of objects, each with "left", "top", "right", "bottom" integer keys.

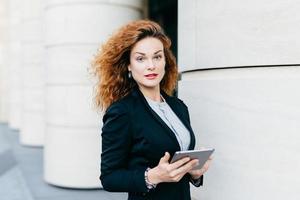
[{"left": 147, "top": 152, "right": 198, "bottom": 185}]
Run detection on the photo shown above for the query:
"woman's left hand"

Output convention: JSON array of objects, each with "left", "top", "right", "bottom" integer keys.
[{"left": 188, "top": 156, "right": 213, "bottom": 179}]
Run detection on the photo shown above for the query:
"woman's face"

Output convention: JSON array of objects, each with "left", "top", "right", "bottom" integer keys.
[{"left": 128, "top": 37, "right": 166, "bottom": 92}]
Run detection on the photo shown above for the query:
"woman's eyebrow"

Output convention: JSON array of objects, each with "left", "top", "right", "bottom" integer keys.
[
  {"left": 154, "top": 50, "right": 163, "bottom": 54},
  {"left": 134, "top": 52, "right": 146, "bottom": 55},
  {"left": 134, "top": 50, "right": 163, "bottom": 55}
]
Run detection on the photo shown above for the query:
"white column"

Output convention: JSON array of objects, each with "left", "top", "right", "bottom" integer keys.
[
  {"left": 179, "top": 0, "right": 300, "bottom": 71},
  {"left": 20, "top": 0, "right": 44, "bottom": 146},
  {"left": 0, "top": 0, "right": 9, "bottom": 123},
  {"left": 44, "top": 0, "right": 145, "bottom": 188},
  {"left": 8, "top": 0, "right": 22, "bottom": 130},
  {"left": 179, "top": 67, "right": 300, "bottom": 200},
  {"left": 178, "top": 0, "right": 300, "bottom": 200}
]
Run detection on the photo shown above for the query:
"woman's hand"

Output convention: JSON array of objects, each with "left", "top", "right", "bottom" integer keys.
[
  {"left": 188, "top": 156, "right": 212, "bottom": 179},
  {"left": 147, "top": 152, "right": 199, "bottom": 184}
]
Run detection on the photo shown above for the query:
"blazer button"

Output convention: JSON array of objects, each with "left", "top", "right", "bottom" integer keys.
[{"left": 142, "top": 192, "right": 146, "bottom": 196}]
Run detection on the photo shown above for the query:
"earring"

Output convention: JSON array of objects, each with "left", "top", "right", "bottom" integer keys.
[{"left": 128, "top": 71, "right": 132, "bottom": 79}]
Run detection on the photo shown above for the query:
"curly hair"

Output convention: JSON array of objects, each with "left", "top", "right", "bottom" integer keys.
[{"left": 90, "top": 20, "right": 178, "bottom": 111}]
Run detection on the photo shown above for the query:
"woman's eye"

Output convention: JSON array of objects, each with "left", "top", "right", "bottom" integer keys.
[
  {"left": 136, "top": 56, "right": 145, "bottom": 62},
  {"left": 153, "top": 55, "right": 162, "bottom": 60}
]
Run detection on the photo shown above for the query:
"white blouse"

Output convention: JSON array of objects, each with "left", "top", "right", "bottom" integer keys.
[{"left": 145, "top": 95, "right": 191, "bottom": 151}]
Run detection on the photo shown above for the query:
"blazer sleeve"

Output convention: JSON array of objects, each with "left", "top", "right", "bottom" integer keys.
[
  {"left": 189, "top": 175, "right": 204, "bottom": 187},
  {"left": 100, "top": 102, "right": 148, "bottom": 193}
]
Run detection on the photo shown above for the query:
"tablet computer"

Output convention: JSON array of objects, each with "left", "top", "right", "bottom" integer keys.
[{"left": 170, "top": 148, "right": 215, "bottom": 170}]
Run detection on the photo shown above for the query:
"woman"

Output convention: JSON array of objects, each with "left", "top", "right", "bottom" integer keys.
[{"left": 91, "top": 20, "right": 212, "bottom": 200}]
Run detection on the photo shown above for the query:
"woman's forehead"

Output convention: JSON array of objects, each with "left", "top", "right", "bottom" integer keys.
[{"left": 131, "top": 37, "right": 164, "bottom": 55}]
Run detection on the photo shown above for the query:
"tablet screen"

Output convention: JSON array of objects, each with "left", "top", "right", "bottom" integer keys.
[{"left": 170, "top": 148, "right": 214, "bottom": 170}]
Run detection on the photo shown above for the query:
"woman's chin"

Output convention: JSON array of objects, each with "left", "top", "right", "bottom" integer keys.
[{"left": 139, "top": 83, "right": 160, "bottom": 90}]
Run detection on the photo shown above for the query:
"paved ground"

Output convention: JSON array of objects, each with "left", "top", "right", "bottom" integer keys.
[{"left": 0, "top": 123, "right": 127, "bottom": 200}]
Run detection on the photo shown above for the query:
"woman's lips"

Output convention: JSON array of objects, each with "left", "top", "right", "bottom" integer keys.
[{"left": 145, "top": 73, "right": 158, "bottom": 79}]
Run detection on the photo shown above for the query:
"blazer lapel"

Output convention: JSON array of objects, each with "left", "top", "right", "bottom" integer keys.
[
  {"left": 132, "top": 87, "right": 195, "bottom": 151},
  {"left": 162, "top": 92, "right": 196, "bottom": 150},
  {"left": 133, "top": 88, "right": 181, "bottom": 150}
]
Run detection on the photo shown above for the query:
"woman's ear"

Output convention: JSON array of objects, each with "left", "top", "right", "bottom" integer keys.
[{"left": 128, "top": 65, "right": 131, "bottom": 72}]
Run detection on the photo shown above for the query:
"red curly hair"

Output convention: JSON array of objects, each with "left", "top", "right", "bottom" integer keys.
[{"left": 91, "top": 20, "right": 178, "bottom": 111}]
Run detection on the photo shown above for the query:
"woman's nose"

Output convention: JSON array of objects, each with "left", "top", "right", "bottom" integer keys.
[{"left": 146, "top": 59, "right": 156, "bottom": 70}]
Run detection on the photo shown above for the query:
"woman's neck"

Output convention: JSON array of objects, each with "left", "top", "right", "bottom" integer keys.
[{"left": 138, "top": 85, "right": 162, "bottom": 102}]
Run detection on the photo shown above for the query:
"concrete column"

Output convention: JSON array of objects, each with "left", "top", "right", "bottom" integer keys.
[
  {"left": 20, "top": 0, "right": 44, "bottom": 146},
  {"left": 0, "top": 0, "right": 9, "bottom": 123},
  {"left": 8, "top": 0, "right": 22, "bottom": 130},
  {"left": 179, "top": 67, "right": 300, "bottom": 200},
  {"left": 178, "top": 0, "right": 300, "bottom": 200},
  {"left": 44, "top": 0, "right": 145, "bottom": 188},
  {"left": 179, "top": 0, "right": 300, "bottom": 70}
]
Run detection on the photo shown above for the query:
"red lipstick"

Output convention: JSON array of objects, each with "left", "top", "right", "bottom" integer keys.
[{"left": 145, "top": 73, "right": 158, "bottom": 79}]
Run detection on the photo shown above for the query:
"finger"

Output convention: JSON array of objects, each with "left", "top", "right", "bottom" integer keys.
[
  {"left": 171, "top": 159, "right": 198, "bottom": 177},
  {"left": 172, "top": 173, "right": 185, "bottom": 182},
  {"left": 188, "top": 169, "right": 203, "bottom": 177},
  {"left": 169, "top": 156, "right": 191, "bottom": 170},
  {"left": 202, "top": 161, "right": 210, "bottom": 173},
  {"left": 204, "top": 159, "right": 212, "bottom": 167},
  {"left": 191, "top": 166, "right": 206, "bottom": 175},
  {"left": 183, "top": 159, "right": 199, "bottom": 172},
  {"left": 159, "top": 152, "right": 170, "bottom": 163}
]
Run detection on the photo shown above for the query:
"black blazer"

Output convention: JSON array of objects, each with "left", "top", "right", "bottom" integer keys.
[{"left": 100, "top": 86, "right": 203, "bottom": 200}]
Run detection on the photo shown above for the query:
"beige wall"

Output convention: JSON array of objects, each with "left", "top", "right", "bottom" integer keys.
[{"left": 178, "top": 0, "right": 300, "bottom": 199}]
